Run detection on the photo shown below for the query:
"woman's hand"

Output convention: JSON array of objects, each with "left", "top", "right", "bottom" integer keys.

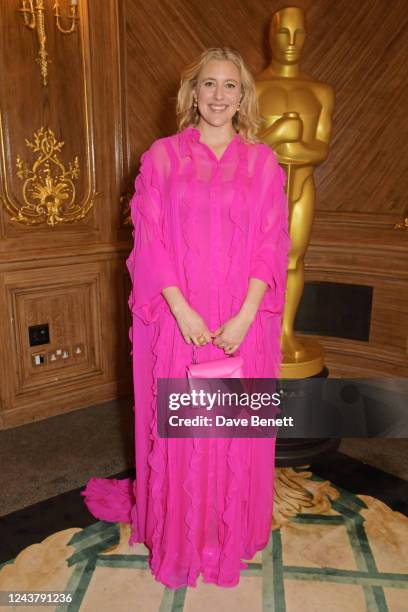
[
  {"left": 212, "top": 310, "right": 254, "bottom": 354},
  {"left": 172, "top": 302, "right": 212, "bottom": 346}
]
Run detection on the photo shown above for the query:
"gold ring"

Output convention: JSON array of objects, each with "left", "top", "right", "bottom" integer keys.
[{"left": 197, "top": 335, "right": 206, "bottom": 345}]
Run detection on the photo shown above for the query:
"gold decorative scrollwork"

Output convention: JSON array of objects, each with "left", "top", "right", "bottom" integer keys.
[
  {"left": 394, "top": 216, "right": 408, "bottom": 231},
  {"left": 120, "top": 192, "right": 132, "bottom": 227},
  {"left": 17, "top": 0, "right": 80, "bottom": 87},
  {"left": 7, "top": 126, "right": 93, "bottom": 226}
]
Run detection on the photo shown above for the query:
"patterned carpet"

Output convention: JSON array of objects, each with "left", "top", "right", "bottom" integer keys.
[{"left": 1, "top": 476, "right": 407, "bottom": 611}]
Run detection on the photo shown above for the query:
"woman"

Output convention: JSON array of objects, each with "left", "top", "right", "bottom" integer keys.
[{"left": 82, "top": 47, "right": 291, "bottom": 589}]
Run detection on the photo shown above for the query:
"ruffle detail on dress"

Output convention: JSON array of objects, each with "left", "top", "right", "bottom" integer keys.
[
  {"left": 224, "top": 139, "right": 251, "bottom": 313},
  {"left": 80, "top": 477, "right": 134, "bottom": 523},
  {"left": 178, "top": 147, "right": 202, "bottom": 310},
  {"left": 191, "top": 438, "right": 248, "bottom": 587},
  {"left": 128, "top": 324, "right": 133, "bottom": 356},
  {"left": 239, "top": 441, "right": 251, "bottom": 558},
  {"left": 201, "top": 437, "right": 217, "bottom": 575},
  {"left": 178, "top": 126, "right": 218, "bottom": 311},
  {"left": 125, "top": 150, "right": 177, "bottom": 325},
  {"left": 126, "top": 163, "right": 151, "bottom": 323},
  {"left": 255, "top": 310, "right": 268, "bottom": 375},
  {"left": 182, "top": 437, "right": 205, "bottom": 586},
  {"left": 218, "top": 438, "right": 245, "bottom": 585},
  {"left": 130, "top": 317, "right": 167, "bottom": 562}
]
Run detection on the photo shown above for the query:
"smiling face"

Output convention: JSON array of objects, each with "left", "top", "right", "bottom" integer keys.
[
  {"left": 269, "top": 8, "right": 306, "bottom": 65},
  {"left": 194, "top": 59, "right": 242, "bottom": 130}
]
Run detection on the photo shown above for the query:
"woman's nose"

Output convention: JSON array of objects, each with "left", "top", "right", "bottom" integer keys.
[{"left": 213, "top": 85, "right": 224, "bottom": 100}]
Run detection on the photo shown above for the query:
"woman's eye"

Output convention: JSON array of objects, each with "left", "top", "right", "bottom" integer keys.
[{"left": 202, "top": 81, "right": 237, "bottom": 89}]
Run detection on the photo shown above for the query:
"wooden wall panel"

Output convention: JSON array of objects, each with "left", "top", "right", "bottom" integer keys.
[
  {"left": 0, "top": 254, "right": 132, "bottom": 429},
  {"left": 0, "top": 1, "right": 132, "bottom": 429},
  {"left": 7, "top": 265, "right": 103, "bottom": 392}
]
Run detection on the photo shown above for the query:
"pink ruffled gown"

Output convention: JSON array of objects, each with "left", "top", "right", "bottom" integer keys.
[{"left": 81, "top": 126, "right": 291, "bottom": 589}]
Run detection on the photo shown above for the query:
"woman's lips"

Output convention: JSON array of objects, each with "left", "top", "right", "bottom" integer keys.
[{"left": 209, "top": 105, "right": 228, "bottom": 112}]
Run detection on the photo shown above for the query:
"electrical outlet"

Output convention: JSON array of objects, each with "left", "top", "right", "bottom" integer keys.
[
  {"left": 31, "top": 353, "right": 47, "bottom": 367},
  {"left": 73, "top": 343, "right": 85, "bottom": 358},
  {"left": 61, "top": 347, "right": 70, "bottom": 360},
  {"left": 48, "top": 351, "right": 57, "bottom": 363}
]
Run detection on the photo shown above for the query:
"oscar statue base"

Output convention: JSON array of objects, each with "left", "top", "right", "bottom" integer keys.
[
  {"left": 275, "top": 437, "right": 340, "bottom": 467},
  {"left": 280, "top": 337, "right": 325, "bottom": 378},
  {"left": 275, "top": 363, "right": 340, "bottom": 467}
]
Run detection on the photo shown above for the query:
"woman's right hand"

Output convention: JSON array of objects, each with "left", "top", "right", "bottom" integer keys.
[{"left": 172, "top": 302, "right": 212, "bottom": 346}]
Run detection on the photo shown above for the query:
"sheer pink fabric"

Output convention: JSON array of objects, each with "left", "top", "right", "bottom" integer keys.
[{"left": 81, "top": 126, "right": 291, "bottom": 589}]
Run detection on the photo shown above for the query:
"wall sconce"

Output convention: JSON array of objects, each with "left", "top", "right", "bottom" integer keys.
[{"left": 17, "top": 0, "right": 80, "bottom": 86}]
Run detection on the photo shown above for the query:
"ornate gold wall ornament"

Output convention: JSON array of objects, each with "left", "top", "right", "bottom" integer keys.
[
  {"left": 394, "top": 217, "right": 408, "bottom": 231},
  {"left": 9, "top": 126, "right": 92, "bottom": 226},
  {"left": 120, "top": 192, "right": 132, "bottom": 227},
  {"left": 17, "top": 0, "right": 80, "bottom": 87}
]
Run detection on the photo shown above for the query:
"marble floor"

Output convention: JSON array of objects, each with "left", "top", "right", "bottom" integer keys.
[{"left": 1, "top": 471, "right": 407, "bottom": 612}]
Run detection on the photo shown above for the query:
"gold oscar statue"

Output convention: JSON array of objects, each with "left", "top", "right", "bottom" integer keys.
[{"left": 255, "top": 6, "right": 335, "bottom": 378}]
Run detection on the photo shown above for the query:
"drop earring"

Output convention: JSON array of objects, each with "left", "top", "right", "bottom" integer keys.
[{"left": 236, "top": 92, "right": 243, "bottom": 113}]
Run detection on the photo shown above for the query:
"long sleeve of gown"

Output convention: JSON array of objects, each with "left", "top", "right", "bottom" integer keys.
[
  {"left": 126, "top": 143, "right": 179, "bottom": 324},
  {"left": 249, "top": 150, "right": 291, "bottom": 315}
]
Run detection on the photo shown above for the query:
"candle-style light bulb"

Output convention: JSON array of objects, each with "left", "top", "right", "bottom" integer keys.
[{"left": 71, "top": 0, "right": 78, "bottom": 6}]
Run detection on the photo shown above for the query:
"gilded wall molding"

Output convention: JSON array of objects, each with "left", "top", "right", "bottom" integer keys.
[
  {"left": 2, "top": 127, "right": 95, "bottom": 226},
  {"left": 394, "top": 216, "right": 408, "bottom": 231},
  {"left": 120, "top": 192, "right": 132, "bottom": 227},
  {"left": 0, "top": 0, "right": 98, "bottom": 233},
  {"left": 17, "top": 0, "right": 80, "bottom": 87}
]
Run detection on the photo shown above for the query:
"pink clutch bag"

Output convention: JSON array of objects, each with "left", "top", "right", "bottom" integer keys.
[
  {"left": 186, "top": 347, "right": 246, "bottom": 432},
  {"left": 186, "top": 346, "right": 244, "bottom": 379}
]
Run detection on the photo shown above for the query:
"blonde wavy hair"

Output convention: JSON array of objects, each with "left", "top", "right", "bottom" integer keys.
[{"left": 176, "top": 47, "right": 262, "bottom": 143}]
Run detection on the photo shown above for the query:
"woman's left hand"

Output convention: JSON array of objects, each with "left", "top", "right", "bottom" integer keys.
[{"left": 211, "top": 311, "right": 254, "bottom": 354}]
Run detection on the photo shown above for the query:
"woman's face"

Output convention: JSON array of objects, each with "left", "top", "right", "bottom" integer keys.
[{"left": 195, "top": 59, "right": 242, "bottom": 130}]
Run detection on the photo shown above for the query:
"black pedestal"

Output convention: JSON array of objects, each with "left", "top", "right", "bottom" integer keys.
[
  {"left": 275, "top": 366, "right": 340, "bottom": 467},
  {"left": 275, "top": 437, "right": 340, "bottom": 467}
]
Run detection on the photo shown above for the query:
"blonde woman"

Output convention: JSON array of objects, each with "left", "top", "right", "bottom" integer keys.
[{"left": 82, "top": 47, "right": 290, "bottom": 589}]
